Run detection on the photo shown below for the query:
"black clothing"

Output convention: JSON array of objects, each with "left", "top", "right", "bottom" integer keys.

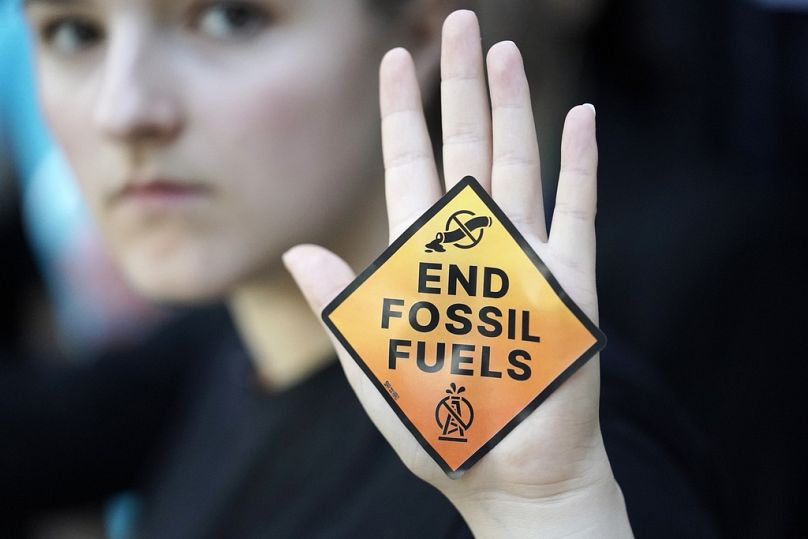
[
  {"left": 138, "top": 333, "right": 469, "bottom": 538},
  {"left": 1, "top": 306, "right": 719, "bottom": 537}
]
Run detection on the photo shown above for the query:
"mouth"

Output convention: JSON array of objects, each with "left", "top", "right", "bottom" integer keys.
[{"left": 113, "top": 178, "right": 213, "bottom": 213}]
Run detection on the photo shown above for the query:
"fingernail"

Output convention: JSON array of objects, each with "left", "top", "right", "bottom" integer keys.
[{"left": 583, "top": 103, "right": 596, "bottom": 117}]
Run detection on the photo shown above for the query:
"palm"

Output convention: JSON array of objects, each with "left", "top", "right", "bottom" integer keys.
[{"left": 286, "top": 10, "right": 607, "bottom": 504}]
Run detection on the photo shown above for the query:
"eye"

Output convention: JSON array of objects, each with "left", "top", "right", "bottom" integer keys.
[
  {"left": 40, "top": 17, "right": 104, "bottom": 55},
  {"left": 194, "top": 2, "right": 270, "bottom": 40}
]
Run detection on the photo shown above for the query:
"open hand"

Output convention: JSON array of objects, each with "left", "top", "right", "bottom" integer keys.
[{"left": 284, "top": 10, "right": 632, "bottom": 538}]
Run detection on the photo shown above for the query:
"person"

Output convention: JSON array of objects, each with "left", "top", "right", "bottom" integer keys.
[{"left": 13, "top": 0, "right": 717, "bottom": 536}]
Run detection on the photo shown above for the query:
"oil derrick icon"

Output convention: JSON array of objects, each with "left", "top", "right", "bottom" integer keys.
[{"left": 435, "top": 383, "right": 474, "bottom": 442}]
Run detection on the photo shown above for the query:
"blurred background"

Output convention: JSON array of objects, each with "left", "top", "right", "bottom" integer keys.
[{"left": 1, "top": 0, "right": 806, "bottom": 537}]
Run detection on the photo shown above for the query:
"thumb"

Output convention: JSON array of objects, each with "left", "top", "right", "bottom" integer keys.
[
  {"left": 282, "top": 243, "right": 363, "bottom": 386},
  {"left": 282, "top": 244, "right": 356, "bottom": 313},
  {"left": 282, "top": 243, "right": 369, "bottom": 388},
  {"left": 283, "top": 244, "right": 429, "bottom": 469}
]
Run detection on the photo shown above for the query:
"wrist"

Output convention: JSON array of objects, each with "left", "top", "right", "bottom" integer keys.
[{"left": 449, "top": 459, "right": 633, "bottom": 538}]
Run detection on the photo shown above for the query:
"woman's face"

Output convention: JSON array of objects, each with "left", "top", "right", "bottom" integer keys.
[{"left": 25, "top": 0, "right": 395, "bottom": 302}]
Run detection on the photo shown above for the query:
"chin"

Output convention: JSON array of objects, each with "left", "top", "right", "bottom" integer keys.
[
  {"left": 126, "top": 269, "right": 231, "bottom": 305},
  {"left": 117, "top": 249, "right": 238, "bottom": 306},
  {"left": 104, "top": 223, "right": 282, "bottom": 305}
]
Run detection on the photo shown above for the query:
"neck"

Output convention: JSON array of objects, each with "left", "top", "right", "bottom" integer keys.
[
  {"left": 228, "top": 179, "right": 387, "bottom": 391},
  {"left": 229, "top": 269, "right": 334, "bottom": 391}
]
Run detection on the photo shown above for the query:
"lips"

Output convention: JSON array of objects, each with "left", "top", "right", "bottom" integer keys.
[
  {"left": 113, "top": 178, "right": 212, "bottom": 213},
  {"left": 123, "top": 180, "right": 205, "bottom": 196}
]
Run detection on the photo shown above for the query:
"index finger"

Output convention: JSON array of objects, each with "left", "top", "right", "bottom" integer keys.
[{"left": 380, "top": 48, "right": 442, "bottom": 242}]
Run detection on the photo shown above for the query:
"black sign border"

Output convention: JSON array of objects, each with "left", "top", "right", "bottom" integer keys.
[{"left": 322, "top": 176, "right": 607, "bottom": 476}]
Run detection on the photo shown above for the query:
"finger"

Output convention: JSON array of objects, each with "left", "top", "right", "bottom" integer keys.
[
  {"left": 549, "top": 104, "right": 598, "bottom": 274},
  {"left": 487, "top": 41, "right": 546, "bottom": 242},
  {"left": 441, "top": 10, "right": 492, "bottom": 192},
  {"left": 283, "top": 244, "right": 429, "bottom": 470},
  {"left": 282, "top": 245, "right": 391, "bottom": 424},
  {"left": 283, "top": 244, "right": 356, "bottom": 314},
  {"left": 380, "top": 48, "right": 443, "bottom": 241}
]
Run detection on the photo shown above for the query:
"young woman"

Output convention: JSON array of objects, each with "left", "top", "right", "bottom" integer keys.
[{"left": 20, "top": 0, "right": 644, "bottom": 536}]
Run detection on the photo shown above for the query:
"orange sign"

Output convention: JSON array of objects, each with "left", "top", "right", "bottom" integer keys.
[{"left": 323, "top": 176, "right": 605, "bottom": 475}]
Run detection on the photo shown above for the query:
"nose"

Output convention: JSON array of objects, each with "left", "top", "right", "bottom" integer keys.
[{"left": 92, "top": 24, "right": 183, "bottom": 145}]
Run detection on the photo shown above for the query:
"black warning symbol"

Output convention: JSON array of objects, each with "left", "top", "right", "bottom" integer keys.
[
  {"left": 435, "top": 383, "right": 474, "bottom": 442},
  {"left": 425, "top": 210, "right": 492, "bottom": 252}
]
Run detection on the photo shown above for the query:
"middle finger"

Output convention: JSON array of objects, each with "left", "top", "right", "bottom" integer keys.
[{"left": 440, "top": 10, "right": 492, "bottom": 192}]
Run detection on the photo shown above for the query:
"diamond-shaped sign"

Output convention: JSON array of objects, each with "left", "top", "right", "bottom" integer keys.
[{"left": 323, "top": 176, "right": 605, "bottom": 475}]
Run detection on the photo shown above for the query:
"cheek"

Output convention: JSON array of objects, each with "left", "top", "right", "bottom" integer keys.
[
  {"left": 220, "top": 79, "right": 311, "bottom": 182},
  {"left": 193, "top": 43, "right": 380, "bottom": 246},
  {"left": 41, "top": 78, "right": 83, "bottom": 164},
  {"left": 39, "top": 70, "right": 106, "bottom": 198}
]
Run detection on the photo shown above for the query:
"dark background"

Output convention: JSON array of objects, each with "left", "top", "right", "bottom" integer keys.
[{"left": 589, "top": 1, "right": 807, "bottom": 536}]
